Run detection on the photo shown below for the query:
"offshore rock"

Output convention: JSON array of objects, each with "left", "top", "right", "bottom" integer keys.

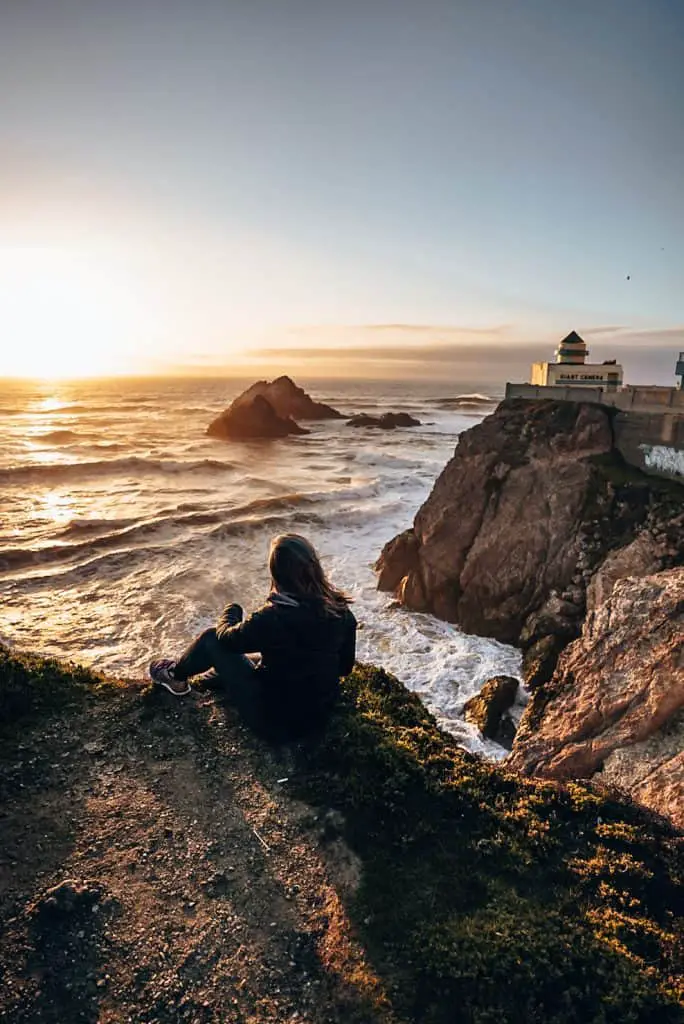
[
  {"left": 376, "top": 400, "right": 615, "bottom": 643},
  {"left": 509, "top": 566, "right": 684, "bottom": 827},
  {"left": 463, "top": 675, "right": 519, "bottom": 746},
  {"left": 230, "top": 375, "right": 343, "bottom": 420},
  {"left": 347, "top": 412, "right": 421, "bottom": 429},
  {"left": 207, "top": 394, "right": 309, "bottom": 439}
]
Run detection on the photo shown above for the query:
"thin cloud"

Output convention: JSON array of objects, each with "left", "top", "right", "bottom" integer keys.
[
  {"left": 252, "top": 342, "right": 545, "bottom": 363},
  {"left": 609, "top": 327, "right": 684, "bottom": 346},
  {"left": 278, "top": 323, "right": 515, "bottom": 341},
  {"left": 359, "top": 323, "right": 514, "bottom": 336},
  {"left": 578, "top": 325, "right": 627, "bottom": 335}
]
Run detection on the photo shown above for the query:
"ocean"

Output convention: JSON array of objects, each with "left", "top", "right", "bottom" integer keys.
[{"left": 0, "top": 376, "right": 523, "bottom": 757}]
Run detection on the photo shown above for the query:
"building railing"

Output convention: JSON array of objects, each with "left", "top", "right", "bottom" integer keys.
[{"left": 505, "top": 383, "right": 684, "bottom": 411}]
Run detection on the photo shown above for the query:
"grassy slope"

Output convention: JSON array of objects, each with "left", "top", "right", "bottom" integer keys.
[{"left": 1, "top": 646, "right": 682, "bottom": 1023}]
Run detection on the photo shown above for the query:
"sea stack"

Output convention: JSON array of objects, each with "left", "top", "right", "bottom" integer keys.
[
  {"left": 229, "top": 376, "right": 343, "bottom": 420},
  {"left": 207, "top": 394, "right": 309, "bottom": 439}
]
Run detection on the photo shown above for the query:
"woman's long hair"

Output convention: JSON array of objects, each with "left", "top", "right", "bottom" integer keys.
[{"left": 268, "top": 534, "right": 351, "bottom": 616}]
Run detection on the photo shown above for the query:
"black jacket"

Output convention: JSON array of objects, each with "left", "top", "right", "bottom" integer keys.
[{"left": 215, "top": 593, "right": 356, "bottom": 728}]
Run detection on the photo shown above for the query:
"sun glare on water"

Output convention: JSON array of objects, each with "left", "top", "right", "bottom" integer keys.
[{"left": 0, "top": 245, "right": 145, "bottom": 378}]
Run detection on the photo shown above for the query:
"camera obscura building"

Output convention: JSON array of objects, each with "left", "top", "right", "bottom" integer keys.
[{"left": 531, "top": 331, "right": 624, "bottom": 388}]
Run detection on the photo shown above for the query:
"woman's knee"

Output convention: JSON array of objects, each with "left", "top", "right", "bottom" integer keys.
[{"left": 198, "top": 627, "right": 219, "bottom": 650}]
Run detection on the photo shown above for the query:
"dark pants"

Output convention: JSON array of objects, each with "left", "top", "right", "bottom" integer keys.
[{"left": 174, "top": 628, "right": 267, "bottom": 732}]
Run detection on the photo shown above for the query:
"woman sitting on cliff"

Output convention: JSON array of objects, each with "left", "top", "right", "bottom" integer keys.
[{"left": 149, "top": 534, "right": 356, "bottom": 741}]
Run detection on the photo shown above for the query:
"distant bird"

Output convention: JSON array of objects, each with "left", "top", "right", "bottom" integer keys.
[{"left": 626, "top": 274, "right": 631, "bottom": 280}]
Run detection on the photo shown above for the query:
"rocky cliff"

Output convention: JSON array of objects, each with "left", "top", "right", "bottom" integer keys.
[
  {"left": 376, "top": 398, "right": 684, "bottom": 825},
  {"left": 377, "top": 400, "right": 679, "bottom": 641},
  {"left": 509, "top": 566, "right": 684, "bottom": 828}
]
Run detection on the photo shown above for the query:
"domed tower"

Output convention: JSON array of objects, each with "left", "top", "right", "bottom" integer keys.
[
  {"left": 529, "top": 330, "right": 623, "bottom": 388},
  {"left": 555, "top": 331, "right": 589, "bottom": 365}
]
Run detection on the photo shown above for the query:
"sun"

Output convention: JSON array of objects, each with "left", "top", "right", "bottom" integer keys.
[{"left": 0, "top": 245, "right": 143, "bottom": 378}]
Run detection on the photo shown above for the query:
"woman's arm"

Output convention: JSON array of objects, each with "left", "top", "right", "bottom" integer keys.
[
  {"left": 216, "top": 605, "right": 272, "bottom": 652},
  {"left": 339, "top": 610, "right": 357, "bottom": 676}
]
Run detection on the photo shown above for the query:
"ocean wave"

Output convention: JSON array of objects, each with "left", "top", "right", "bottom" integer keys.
[
  {"left": 32, "top": 401, "right": 158, "bottom": 414},
  {"left": 0, "top": 484, "right": 378, "bottom": 573},
  {"left": 2, "top": 506, "right": 342, "bottom": 588},
  {"left": 33, "top": 429, "right": 81, "bottom": 443},
  {"left": 430, "top": 393, "right": 499, "bottom": 409},
  {"left": 0, "top": 456, "right": 240, "bottom": 486},
  {"left": 456, "top": 393, "right": 496, "bottom": 403}
]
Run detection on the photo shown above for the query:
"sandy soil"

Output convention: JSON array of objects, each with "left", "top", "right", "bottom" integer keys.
[{"left": 0, "top": 684, "right": 396, "bottom": 1024}]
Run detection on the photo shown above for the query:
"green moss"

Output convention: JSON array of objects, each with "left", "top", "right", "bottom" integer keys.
[
  {"left": 0, "top": 643, "right": 113, "bottom": 735},
  {"left": 2, "top": 649, "right": 681, "bottom": 1020},
  {"left": 296, "top": 664, "right": 683, "bottom": 1023}
]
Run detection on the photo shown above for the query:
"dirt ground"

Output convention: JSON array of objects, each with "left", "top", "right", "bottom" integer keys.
[{"left": 0, "top": 682, "right": 396, "bottom": 1024}]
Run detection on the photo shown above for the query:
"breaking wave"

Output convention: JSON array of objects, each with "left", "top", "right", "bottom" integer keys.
[
  {"left": 33, "top": 430, "right": 81, "bottom": 443},
  {"left": 0, "top": 484, "right": 384, "bottom": 573},
  {"left": 0, "top": 456, "right": 240, "bottom": 486}
]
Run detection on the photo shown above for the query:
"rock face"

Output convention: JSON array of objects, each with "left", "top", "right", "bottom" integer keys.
[
  {"left": 509, "top": 567, "right": 684, "bottom": 828},
  {"left": 207, "top": 395, "right": 309, "bottom": 439},
  {"left": 347, "top": 412, "right": 421, "bottom": 429},
  {"left": 376, "top": 397, "right": 684, "bottom": 827},
  {"left": 377, "top": 399, "right": 683, "bottom": 651},
  {"left": 376, "top": 400, "right": 620, "bottom": 643},
  {"left": 463, "top": 675, "right": 519, "bottom": 748},
  {"left": 230, "top": 376, "right": 343, "bottom": 420}
]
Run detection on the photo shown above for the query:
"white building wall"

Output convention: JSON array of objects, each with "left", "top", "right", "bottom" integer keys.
[{"left": 532, "top": 363, "right": 624, "bottom": 387}]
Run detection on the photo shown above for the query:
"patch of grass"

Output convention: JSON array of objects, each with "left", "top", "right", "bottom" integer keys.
[
  {"left": 0, "top": 643, "right": 115, "bottom": 735},
  {"left": 2, "top": 649, "right": 681, "bottom": 1021},
  {"left": 296, "top": 664, "right": 683, "bottom": 1023}
]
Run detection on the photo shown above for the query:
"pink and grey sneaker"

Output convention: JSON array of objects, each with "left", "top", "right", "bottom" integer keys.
[{"left": 149, "top": 658, "right": 191, "bottom": 696}]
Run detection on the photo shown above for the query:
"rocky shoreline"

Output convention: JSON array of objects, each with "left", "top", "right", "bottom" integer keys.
[
  {"left": 376, "top": 398, "right": 684, "bottom": 827},
  {"left": 2, "top": 394, "right": 683, "bottom": 1021},
  {"left": 1, "top": 645, "right": 682, "bottom": 1022}
]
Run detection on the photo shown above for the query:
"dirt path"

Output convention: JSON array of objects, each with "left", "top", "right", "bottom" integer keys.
[
  {"left": 0, "top": 684, "right": 396, "bottom": 1023},
  {"left": 2, "top": 654, "right": 682, "bottom": 1024}
]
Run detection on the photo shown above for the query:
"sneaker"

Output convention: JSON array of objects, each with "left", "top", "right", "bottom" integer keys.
[{"left": 149, "top": 658, "right": 191, "bottom": 696}]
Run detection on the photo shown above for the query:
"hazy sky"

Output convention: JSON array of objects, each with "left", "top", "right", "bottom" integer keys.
[{"left": 0, "top": 0, "right": 682, "bottom": 379}]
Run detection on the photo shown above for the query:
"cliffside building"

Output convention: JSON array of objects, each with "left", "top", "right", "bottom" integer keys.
[
  {"left": 530, "top": 331, "right": 624, "bottom": 389},
  {"left": 506, "top": 342, "right": 684, "bottom": 482}
]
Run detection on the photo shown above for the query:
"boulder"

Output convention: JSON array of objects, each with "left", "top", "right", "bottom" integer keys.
[
  {"left": 508, "top": 566, "right": 684, "bottom": 827},
  {"left": 600, "top": 712, "right": 684, "bottom": 830},
  {"left": 585, "top": 531, "right": 665, "bottom": 620},
  {"left": 463, "top": 675, "right": 519, "bottom": 746},
  {"left": 230, "top": 375, "right": 342, "bottom": 420},
  {"left": 28, "top": 878, "right": 102, "bottom": 921},
  {"left": 207, "top": 394, "right": 309, "bottom": 439},
  {"left": 521, "top": 634, "right": 567, "bottom": 692},
  {"left": 347, "top": 412, "right": 421, "bottom": 429},
  {"left": 376, "top": 400, "right": 616, "bottom": 642}
]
